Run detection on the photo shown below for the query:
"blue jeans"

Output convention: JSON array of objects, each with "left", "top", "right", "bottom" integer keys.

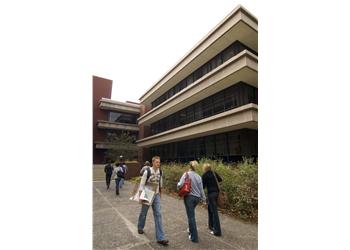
[
  {"left": 137, "top": 193, "right": 165, "bottom": 241},
  {"left": 119, "top": 178, "right": 124, "bottom": 188},
  {"left": 208, "top": 192, "right": 221, "bottom": 236},
  {"left": 184, "top": 195, "right": 200, "bottom": 242},
  {"left": 115, "top": 178, "right": 122, "bottom": 195}
]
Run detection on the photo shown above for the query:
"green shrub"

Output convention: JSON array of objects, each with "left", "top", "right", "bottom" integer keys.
[{"left": 161, "top": 157, "right": 258, "bottom": 221}]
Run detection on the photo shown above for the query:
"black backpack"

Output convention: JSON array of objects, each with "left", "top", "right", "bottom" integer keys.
[{"left": 117, "top": 166, "right": 125, "bottom": 178}]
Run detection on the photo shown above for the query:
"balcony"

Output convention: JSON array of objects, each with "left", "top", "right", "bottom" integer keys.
[
  {"left": 94, "top": 141, "right": 139, "bottom": 150},
  {"left": 99, "top": 98, "right": 140, "bottom": 114},
  {"left": 138, "top": 50, "right": 257, "bottom": 126},
  {"left": 97, "top": 120, "right": 139, "bottom": 132},
  {"left": 137, "top": 103, "right": 257, "bottom": 148},
  {"left": 139, "top": 5, "right": 257, "bottom": 106}
]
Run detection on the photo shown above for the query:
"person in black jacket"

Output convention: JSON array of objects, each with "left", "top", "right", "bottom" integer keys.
[
  {"left": 104, "top": 160, "right": 114, "bottom": 190},
  {"left": 202, "top": 163, "right": 222, "bottom": 236}
]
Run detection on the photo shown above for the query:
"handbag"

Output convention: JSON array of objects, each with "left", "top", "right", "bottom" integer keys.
[
  {"left": 213, "top": 171, "right": 227, "bottom": 208},
  {"left": 178, "top": 172, "right": 191, "bottom": 197}
]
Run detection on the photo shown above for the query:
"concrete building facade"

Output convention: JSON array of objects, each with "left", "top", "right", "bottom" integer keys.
[{"left": 137, "top": 5, "right": 258, "bottom": 163}]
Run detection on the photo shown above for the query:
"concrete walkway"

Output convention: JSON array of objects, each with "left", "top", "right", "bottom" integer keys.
[{"left": 93, "top": 181, "right": 257, "bottom": 250}]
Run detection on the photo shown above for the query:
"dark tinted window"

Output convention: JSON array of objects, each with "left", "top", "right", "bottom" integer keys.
[{"left": 151, "top": 40, "right": 257, "bottom": 109}]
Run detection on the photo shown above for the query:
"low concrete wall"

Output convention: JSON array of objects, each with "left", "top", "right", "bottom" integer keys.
[{"left": 93, "top": 162, "right": 141, "bottom": 181}]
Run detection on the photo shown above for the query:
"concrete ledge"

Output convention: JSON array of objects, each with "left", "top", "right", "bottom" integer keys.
[
  {"left": 99, "top": 98, "right": 140, "bottom": 114},
  {"left": 137, "top": 103, "right": 258, "bottom": 147},
  {"left": 139, "top": 5, "right": 258, "bottom": 105},
  {"left": 97, "top": 120, "right": 139, "bottom": 131},
  {"left": 138, "top": 50, "right": 258, "bottom": 126}
]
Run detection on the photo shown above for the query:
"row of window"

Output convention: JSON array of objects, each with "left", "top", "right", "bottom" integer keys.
[
  {"left": 150, "top": 129, "right": 257, "bottom": 163},
  {"left": 151, "top": 40, "right": 257, "bottom": 109},
  {"left": 108, "top": 111, "right": 139, "bottom": 125},
  {"left": 150, "top": 82, "right": 258, "bottom": 135}
]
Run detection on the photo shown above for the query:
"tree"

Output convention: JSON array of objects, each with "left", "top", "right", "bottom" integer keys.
[{"left": 104, "top": 132, "right": 138, "bottom": 162}]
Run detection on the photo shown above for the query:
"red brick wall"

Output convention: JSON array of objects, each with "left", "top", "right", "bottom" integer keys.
[{"left": 93, "top": 76, "right": 112, "bottom": 164}]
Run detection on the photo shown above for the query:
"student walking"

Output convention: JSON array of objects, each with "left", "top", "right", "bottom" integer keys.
[
  {"left": 118, "top": 155, "right": 127, "bottom": 189},
  {"left": 177, "top": 160, "right": 206, "bottom": 243},
  {"left": 140, "top": 161, "right": 151, "bottom": 176},
  {"left": 104, "top": 160, "right": 114, "bottom": 190},
  {"left": 137, "top": 156, "right": 169, "bottom": 246},
  {"left": 112, "top": 162, "right": 125, "bottom": 196},
  {"left": 202, "top": 163, "right": 222, "bottom": 236}
]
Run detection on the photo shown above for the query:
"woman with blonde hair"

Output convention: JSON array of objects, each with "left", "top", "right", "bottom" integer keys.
[
  {"left": 177, "top": 160, "right": 206, "bottom": 243},
  {"left": 202, "top": 163, "right": 222, "bottom": 236}
]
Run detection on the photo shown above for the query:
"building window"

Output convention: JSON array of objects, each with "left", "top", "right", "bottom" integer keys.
[
  {"left": 215, "top": 134, "right": 227, "bottom": 157},
  {"left": 108, "top": 111, "right": 138, "bottom": 124},
  {"left": 149, "top": 129, "right": 257, "bottom": 163},
  {"left": 150, "top": 40, "right": 257, "bottom": 109},
  {"left": 150, "top": 82, "right": 258, "bottom": 136},
  {"left": 205, "top": 135, "right": 215, "bottom": 158},
  {"left": 212, "top": 91, "right": 225, "bottom": 114},
  {"left": 202, "top": 97, "right": 213, "bottom": 118}
]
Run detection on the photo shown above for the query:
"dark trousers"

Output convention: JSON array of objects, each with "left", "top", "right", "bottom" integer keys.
[
  {"left": 208, "top": 192, "right": 221, "bottom": 236},
  {"left": 184, "top": 195, "right": 200, "bottom": 242},
  {"left": 105, "top": 174, "right": 112, "bottom": 189}
]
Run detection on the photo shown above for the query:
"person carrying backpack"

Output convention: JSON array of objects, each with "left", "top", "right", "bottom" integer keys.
[
  {"left": 118, "top": 155, "right": 127, "bottom": 189},
  {"left": 112, "top": 162, "right": 125, "bottom": 196},
  {"left": 140, "top": 161, "right": 151, "bottom": 176},
  {"left": 104, "top": 160, "right": 114, "bottom": 190},
  {"left": 137, "top": 156, "right": 168, "bottom": 246}
]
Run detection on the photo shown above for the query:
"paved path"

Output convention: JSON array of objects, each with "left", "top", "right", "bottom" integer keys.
[{"left": 93, "top": 181, "right": 257, "bottom": 250}]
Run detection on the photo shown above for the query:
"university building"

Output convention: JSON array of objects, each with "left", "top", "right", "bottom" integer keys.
[
  {"left": 93, "top": 76, "right": 140, "bottom": 164},
  {"left": 137, "top": 5, "right": 258, "bottom": 163}
]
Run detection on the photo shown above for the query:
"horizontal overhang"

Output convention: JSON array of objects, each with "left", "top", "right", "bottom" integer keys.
[
  {"left": 94, "top": 141, "right": 139, "bottom": 150},
  {"left": 138, "top": 50, "right": 257, "bottom": 126},
  {"left": 97, "top": 120, "right": 139, "bottom": 132},
  {"left": 139, "top": 5, "right": 257, "bottom": 105},
  {"left": 136, "top": 103, "right": 258, "bottom": 148},
  {"left": 99, "top": 98, "right": 140, "bottom": 114}
]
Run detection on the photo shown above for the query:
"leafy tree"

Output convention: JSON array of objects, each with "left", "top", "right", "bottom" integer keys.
[{"left": 104, "top": 132, "right": 138, "bottom": 162}]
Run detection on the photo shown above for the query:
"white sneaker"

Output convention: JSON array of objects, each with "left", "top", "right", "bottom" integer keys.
[
  {"left": 188, "top": 234, "right": 192, "bottom": 240},
  {"left": 210, "top": 231, "right": 214, "bottom": 235}
]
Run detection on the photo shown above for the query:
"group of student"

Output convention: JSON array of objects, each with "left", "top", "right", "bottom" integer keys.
[
  {"left": 136, "top": 156, "right": 222, "bottom": 246},
  {"left": 103, "top": 155, "right": 128, "bottom": 195},
  {"left": 103, "top": 155, "right": 222, "bottom": 246}
]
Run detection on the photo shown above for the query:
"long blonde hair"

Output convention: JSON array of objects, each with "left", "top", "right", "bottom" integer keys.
[{"left": 203, "top": 163, "right": 211, "bottom": 172}]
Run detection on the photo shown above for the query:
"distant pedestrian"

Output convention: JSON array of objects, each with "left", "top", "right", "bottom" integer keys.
[
  {"left": 137, "top": 156, "right": 169, "bottom": 246},
  {"left": 118, "top": 155, "right": 127, "bottom": 189},
  {"left": 177, "top": 160, "right": 206, "bottom": 243},
  {"left": 112, "top": 162, "right": 125, "bottom": 196},
  {"left": 104, "top": 160, "right": 114, "bottom": 190},
  {"left": 140, "top": 161, "right": 151, "bottom": 176},
  {"left": 202, "top": 163, "right": 222, "bottom": 236}
]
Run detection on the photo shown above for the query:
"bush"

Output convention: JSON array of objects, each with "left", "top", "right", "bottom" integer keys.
[{"left": 161, "top": 158, "right": 258, "bottom": 221}]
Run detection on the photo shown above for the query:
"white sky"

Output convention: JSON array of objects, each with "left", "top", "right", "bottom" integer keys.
[{"left": 90, "top": 0, "right": 259, "bottom": 103}]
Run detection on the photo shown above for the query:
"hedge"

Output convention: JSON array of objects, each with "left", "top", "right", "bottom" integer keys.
[{"left": 161, "top": 158, "right": 258, "bottom": 221}]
